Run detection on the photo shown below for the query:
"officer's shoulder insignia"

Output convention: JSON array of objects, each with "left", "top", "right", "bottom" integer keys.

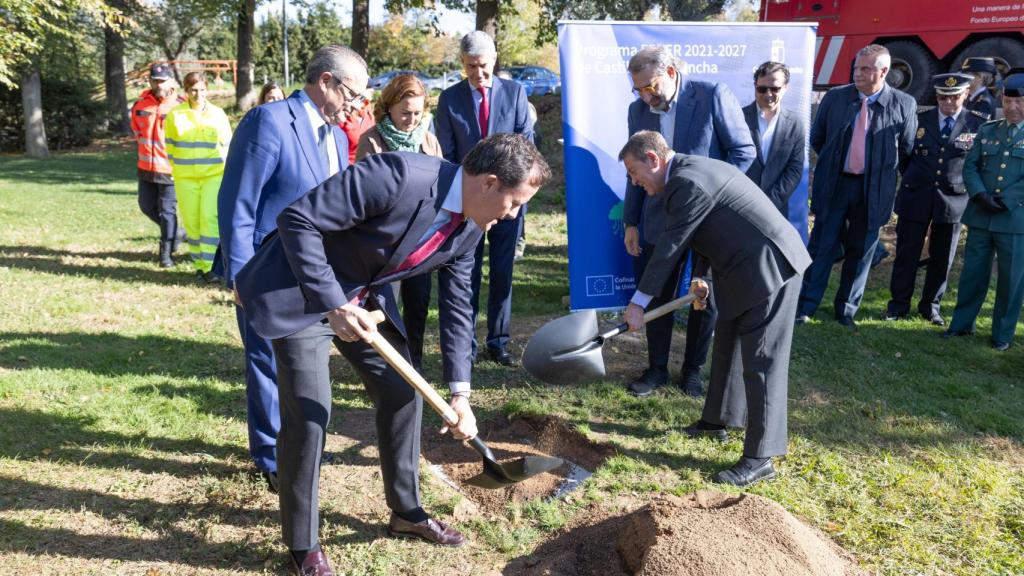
[
  {"left": 917, "top": 108, "right": 929, "bottom": 115},
  {"left": 969, "top": 109, "right": 991, "bottom": 120},
  {"left": 982, "top": 118, "right": 1002, "bottom": 128},
  {"left": 916, "top": 127, "right": 926, "bottom": 139}
]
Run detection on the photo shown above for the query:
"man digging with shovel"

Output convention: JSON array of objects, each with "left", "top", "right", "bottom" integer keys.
[{"left": 619, "top": 131, "right": 811, "bottom": 487}]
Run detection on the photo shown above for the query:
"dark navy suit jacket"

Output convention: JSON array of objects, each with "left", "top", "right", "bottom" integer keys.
[
  {"left": 434, "top": 77, "right": 534, "bottom": 162},
  {"left": 623, "top": 78, "right": 756, "bottom": 244},
  {"left": 235, "top": 153, "right": 481, "bottom": 383},
  {"left": 743, "top": 103, "right": 806, "bottom": 216},
  {"left": 218, "top": 90, "right": 349, "bottom": 287},
  {"left": 810, "top": 83, "right": 917, "bottom": 231}
]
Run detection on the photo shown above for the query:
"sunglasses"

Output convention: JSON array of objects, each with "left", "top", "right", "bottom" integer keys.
[{"left": 756, "top": 86, "right": 783, "bottom": 94}]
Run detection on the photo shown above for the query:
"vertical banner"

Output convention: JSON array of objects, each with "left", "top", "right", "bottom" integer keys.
[{"left": 559, "top": 21, "right": 817, "bottom": 311}]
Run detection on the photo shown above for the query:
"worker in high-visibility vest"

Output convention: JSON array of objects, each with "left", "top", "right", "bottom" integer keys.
[
  {"left": 130, "top": 63, "right": 184, "bottom": 268},
  {"left": 165, "top": 71, "right": 233, "bottom": 281}
]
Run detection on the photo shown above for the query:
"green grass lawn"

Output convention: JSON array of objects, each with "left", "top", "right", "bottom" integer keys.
[{"left": 0, "top": 146, "right": 1022, "bottom": 575}]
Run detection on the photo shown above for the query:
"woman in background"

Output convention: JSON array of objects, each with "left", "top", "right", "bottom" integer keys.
[
  {"left": 165, "top": 71, "right": 232, "bottom": 282},
  {"left": 259, "top": 81, "right": 285, "bottom": 105}
]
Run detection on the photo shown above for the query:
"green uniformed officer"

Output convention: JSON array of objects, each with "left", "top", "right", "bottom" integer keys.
[{"left": 944, "top": 68, "right": 1024, "bottom": 351}]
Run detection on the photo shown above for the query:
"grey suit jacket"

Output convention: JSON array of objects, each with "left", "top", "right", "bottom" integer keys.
[
  {"left": 235, "top": 152, "right": 482, "bottom": 382},
  {"left": 638, "top": 155, "right": 812, "bottom": 321},
  {"left": 742, "top": 104, "right": 806, "bottom": 216}
]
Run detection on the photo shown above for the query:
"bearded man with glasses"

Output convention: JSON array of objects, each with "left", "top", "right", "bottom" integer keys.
[
  {"left": 621, "top": 45, "right": 755, "bottom": 400},
  {"left": 742, "top": 61, "right": 807, "bottom": 217}
]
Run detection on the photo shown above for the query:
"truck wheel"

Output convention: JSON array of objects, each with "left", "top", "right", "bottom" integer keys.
[
  {"left": 883, "top": 40, "right": 940, "bottom": 103},
  {"left": 952, "top": 37, "right": 1024, "bottom": 76}
]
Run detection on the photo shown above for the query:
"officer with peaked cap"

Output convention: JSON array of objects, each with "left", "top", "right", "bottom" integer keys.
[
  {"left": 961, "top": 57, "right": 999, "bottom": 120},
  {"left": 944, "top": 68, "right": 1024, "bottom": 350},
  {"left": 885, "top": 73, "right": 985, "bottom": 326}
]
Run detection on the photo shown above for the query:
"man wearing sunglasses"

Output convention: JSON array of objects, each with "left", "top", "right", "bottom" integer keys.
[
  {"left": 742, "top": 61, "right": 806, "bottom": 217},
  {"left": 218, "top": 45, "right": 368, "bottom": 507},
  {"left": 884, "top": 73, "right": 985, "bottom": 327},
  {"left": 622, "top": 45, "right": 755, "bottom": 399}
]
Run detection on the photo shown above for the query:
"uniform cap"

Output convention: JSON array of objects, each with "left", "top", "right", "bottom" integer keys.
[
  {"left": 960, "top": 57, "right": 997, "bottom": 76},
  {"left": 1003, "top": 67, "right": 1024, "bottom": 97},
  {"left": 150, "top": 63, "right": 173, "bottom": 81},
  {"left": 932, "top": 73, "right": 971, "bottom": 96}
]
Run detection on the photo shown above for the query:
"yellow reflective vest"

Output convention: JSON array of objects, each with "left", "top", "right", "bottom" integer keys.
[{"left": 164, "top": 102, "right": 232, "bottom": 180}]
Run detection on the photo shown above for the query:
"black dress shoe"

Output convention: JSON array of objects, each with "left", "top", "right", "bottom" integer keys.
[
  {"left": 992, "top": 341, "right": 1011, "bottom": 352},
  {"left": 682, "top": 420, "right": 728, "bottom": 442},
  {"left": 261, "top": 470, "right": 279, "bottom": 494},
  {"left": 837, "top": 316, "right": 856, "bottom": 328},
  {"left": 677, "top": 367, "right": 703, "bottom": 397},
  {"left": 388, "top": 513, "right": 466, "bottom": 546},
  {"left": 627, "top": 366, "right": 668, "bottom": 397},
  {"left": 290, "top": 550, "right": 334, "bottom": 576},
  {"left": 941, "top": 329, "right": 974, "bottom": 339},
  {"left": 714, "top": 457, "right": 776, "bottom": 487},
  {"left": 922, "top": 313, "right": 945, "bottom": 327},
  {"left": 880, "top": 311, "right": 907, "bottom": 321},
  {"left": 485, "top": 347, "right": 517, "bottom": 367}
]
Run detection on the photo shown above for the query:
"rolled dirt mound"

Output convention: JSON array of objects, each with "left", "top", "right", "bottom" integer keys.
[{"left": 506, "top": 492, "right": 862, "bottom": 576}]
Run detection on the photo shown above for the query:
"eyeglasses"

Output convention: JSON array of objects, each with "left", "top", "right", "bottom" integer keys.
[
  {"left": 632, "top": 76, "right": 660, "bottom": 97},
  {"left": 936, "top": 93, "right": 963, "bottom": 101},
  {"left": 756, "top": 86, "right": 783, "bottom": 94},
  {"left": 336, "top": 80, "right": 368, "bottom": 106}
]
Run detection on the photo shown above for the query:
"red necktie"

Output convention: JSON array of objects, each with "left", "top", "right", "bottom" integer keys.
[
  {"left": 478, "top": 86, "right": 489, "bottom": 138},
  {"left": 350, "top": 212, "right": 464, "bottom": 305}
]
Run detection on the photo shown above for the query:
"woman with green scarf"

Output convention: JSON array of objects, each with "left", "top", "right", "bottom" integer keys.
[
  {"left": 356, "top": 73, "right": 442, "bottom": 160},
  {"left": 356, "top": 73, "right": 445, "bottom": 371}
]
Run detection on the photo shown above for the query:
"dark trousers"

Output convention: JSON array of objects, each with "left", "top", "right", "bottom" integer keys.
[
  {"left": 635, "top": 243, "right": 716, "bottom": 372},
  {"left": 798, "top": 173, "right": 880, "bottom": 320},
  {"left": 235, "top": 305, "right": 279, "bottom": 474},
  {"left": 272, "top": 319, "right": 422, "bottom": 551},
  {"left": 400, "top": 273, "right": 432, "bottom": 369},
  {"left": 470, "top": 210, "right": 523, "bottom": 355},
  {"left": 887, "top": 219, "right": 960, "bottom": 318},
  {"left": 702, "top": 274, "right": 800, "bottom": 458},
  {"left": 137, "top": 179, "right": 179, "bottom": 245}
]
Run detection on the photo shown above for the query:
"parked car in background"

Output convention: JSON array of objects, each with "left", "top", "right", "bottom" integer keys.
[
  {"left": 505, "top": 66, "right": 560, "bottom": 96},
  {"left": 424, "top": 71, "right": 462, "bottom": 92},
  {"left": 368, "top": 70, "right": 433, "bottom": 90}
]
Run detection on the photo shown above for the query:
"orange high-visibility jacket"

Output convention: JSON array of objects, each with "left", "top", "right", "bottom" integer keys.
[{"left": 130, "top": 89, "right": 183, "bottom": 182}]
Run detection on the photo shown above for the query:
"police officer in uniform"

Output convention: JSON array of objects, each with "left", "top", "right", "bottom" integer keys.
[
  {"left": 961, "top": 57, "right": 999, "bottom": 121},
  {"left": 884, "top": 73, "right": 985, "bottom": 325},
  {"left": 944, "top": 68, "right": 1024, "bottom": 351}
]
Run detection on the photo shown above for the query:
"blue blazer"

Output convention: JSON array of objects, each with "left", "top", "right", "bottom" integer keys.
[
  {"left": 743, "top": 103, "right": 807, "bottom": 216},
  {"left": 434, "top": 77, "right": 534, "bottom": 163},
  {"left": 810, "top": 83, "right": 917, "bottom": 231},
  {"left": 218, "top": 90, "right": 349, "bottom": 286},
  {"left": 235, "top": 153, "right": 482, "bottom": 382},
  {"left": 623, "top": 79, "right": 756, "bottom": 244}
]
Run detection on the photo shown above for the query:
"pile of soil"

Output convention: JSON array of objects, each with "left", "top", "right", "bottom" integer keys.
[
  {"left": 421, "top": 415, "right": 614, "bottom": 516},
  {"left": 505, "top": 492, "right": 862, "bottom": 576}
]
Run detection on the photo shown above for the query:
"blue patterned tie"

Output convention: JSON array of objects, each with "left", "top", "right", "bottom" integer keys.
[{"left": 940, "top": 117, "right": 953, "bottom": 138}]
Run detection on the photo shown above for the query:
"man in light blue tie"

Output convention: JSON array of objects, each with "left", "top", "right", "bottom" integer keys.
[{"left": 884, "top": 73, "right": 985, "bottom": 326}]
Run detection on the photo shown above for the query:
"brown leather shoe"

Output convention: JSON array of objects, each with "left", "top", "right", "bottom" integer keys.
[
  {"left": 291, "top": 550, "right": 334, "bottom": 576},
  {"left": 387, "top": 513, "right": 467, "bottom": 546}
]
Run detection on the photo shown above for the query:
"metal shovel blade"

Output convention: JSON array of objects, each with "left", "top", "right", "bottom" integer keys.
[
  {"left": 462, "top": 437, "right": 564, "bottom": 488},
  {"left": 522, "top": 309, "right": 605, "bottom": 384}
]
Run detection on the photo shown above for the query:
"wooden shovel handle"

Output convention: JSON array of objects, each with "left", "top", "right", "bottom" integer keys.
[
  {"left": 364, "top": 310, "right": 459, "bottom": 426},
  {"left": 643, "top": 293, "right": 697, "bottom": 323}
]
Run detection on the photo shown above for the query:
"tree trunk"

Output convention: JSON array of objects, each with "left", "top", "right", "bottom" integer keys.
[
  {"left": 351, "top": 0, "right": 369, "bottom": 58},
  {"left": 236, "top": 0, "right": 256, "bottom": 111},
  {"left": 21, "top": 65, "right": 49, "bottom": 158},
  {"left": 104, "top": 18, "right": 130, "bottom": 134},
  {"left": 476, "top": 0, "right": 499, "bottom": 37}
]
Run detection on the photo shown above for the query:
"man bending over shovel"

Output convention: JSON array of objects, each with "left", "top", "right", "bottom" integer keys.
[
  {"left": 620, "top": 130, "right": 810, "bottom": 487},
  {"left": 235, "top": 134, "right": 550, "bottom": 575}
]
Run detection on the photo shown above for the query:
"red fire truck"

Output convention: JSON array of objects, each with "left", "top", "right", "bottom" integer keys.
[{"left": 760, "top": 0, "right": 1024, "bottom": 101}]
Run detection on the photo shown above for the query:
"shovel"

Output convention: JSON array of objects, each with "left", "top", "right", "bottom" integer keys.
[
  {"left": 523, "top": 294, "right": 696, "bottom": 385},
  {"left": 363, "top": 311, "right": 564, "bottom": 489}
]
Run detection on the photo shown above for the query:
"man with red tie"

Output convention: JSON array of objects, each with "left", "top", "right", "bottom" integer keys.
[
  {"left": 795, "top": 44, "right": 917, "bottom": 327},
  {"left": 434, "top": 30, "right": 535, "bottom": 367},
  {"left": 234, "top": 134, "right": 549, "bottom": 575}
]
